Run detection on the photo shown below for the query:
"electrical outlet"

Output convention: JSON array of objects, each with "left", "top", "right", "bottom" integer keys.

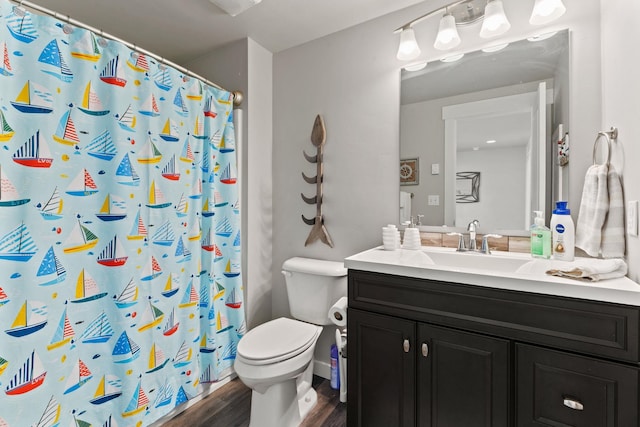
[
  {"left": 428, "top": 195, "right": 440, "bottom": 206},
  {"left": 431, "top": 163, "right": 440, "bottom": 175},
  {"left": 628, "top": 200, "right": 639, "bottom": 237}
]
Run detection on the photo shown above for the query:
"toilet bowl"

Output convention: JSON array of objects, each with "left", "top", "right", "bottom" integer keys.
[
  {"left": 234, "top": 317, "right": 322, "bottom": 427},
  {"left": 234, "top": 257, "right": 347, "bottom": 427}
]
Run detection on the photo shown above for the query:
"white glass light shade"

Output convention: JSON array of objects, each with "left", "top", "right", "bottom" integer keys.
[
  {"left": 433, "top": 14, "right": 461, "bottom": 50},
  {"left": 529, "top": 0, "right": 566, "bottom": 25},
  {"left": 480, "top": 0, "right": 511, "bottom": 39},
  {"left": 440, "top": 53, "right": 464, "bottom": 63},
  {"left": 403, "top": 61, "right": 427, "bottom": 72},
  {"left": 397, "top": 28, "right": 421, "bottom": 61},
  {"left": 482, "top": 42, "right": 509, "bottom": 52}
]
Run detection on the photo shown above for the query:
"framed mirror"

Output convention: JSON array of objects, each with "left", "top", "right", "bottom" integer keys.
[{"left": 400, "top": 30, "right": 569, "bottom": 233}]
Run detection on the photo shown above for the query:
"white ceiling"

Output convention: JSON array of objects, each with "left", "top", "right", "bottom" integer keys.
[{"left": 38, "top": 0, "right": 427, "bottom": 64}]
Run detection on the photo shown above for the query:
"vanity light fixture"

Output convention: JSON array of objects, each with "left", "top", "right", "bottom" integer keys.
[
  {"left": 396, "top": 26, "right": 421, "bottom": 61},
  {"left": 527, "top": 31, "right": 559, "bottom": 42},
  {"left": 530, "top": 0, "right": 567, "bottom": 25},
  {"left": 479, "top": 0, "right": 510, "bottom": 39},
  {"left": 434, "top": 11, "right": 461, "bottom": 50},
  {"left": 395, "top": 0, "right": 567, "bottom": 61},
  {"left": 481, "top": 42, "right": 509, "bottom": 52},
  {"left": 403, "top": 61, "right": 428, "bottom": 72},
  {"left": 441, "top": 53, "right": 465, "bottom": 63}
]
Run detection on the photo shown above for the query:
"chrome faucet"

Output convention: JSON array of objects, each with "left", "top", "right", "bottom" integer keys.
[
  {"left": 467, "top": 220, "right": 479, "bottom": 251},
  {"left": 447, "top": 220, "right": 502, "bottom": 254}
]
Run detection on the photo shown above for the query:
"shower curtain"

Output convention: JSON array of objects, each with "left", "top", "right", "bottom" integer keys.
[{"left": 0, "top": 1, "right": 245, "bottom": 425}]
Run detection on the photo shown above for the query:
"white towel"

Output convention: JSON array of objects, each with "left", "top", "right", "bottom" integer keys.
[
  {"left": 601, "top": 165, "right": 625, "bottom": 258},
  {"left": 399, "top": 191, "right": 412, "bottom": 224},
  {"left": 546, "top": 258, "right": 627, "bottom": 282},
  {"left": 575, "top": 164, "right": 609, "bottom": 257}
]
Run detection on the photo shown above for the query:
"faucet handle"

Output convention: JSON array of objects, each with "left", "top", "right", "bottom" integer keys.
[
  {"left": 480, "top": 234, "right": 503, "bottom": 254},
  {"left": 447, "top": 232, "right": 466, "bottom": 252}
]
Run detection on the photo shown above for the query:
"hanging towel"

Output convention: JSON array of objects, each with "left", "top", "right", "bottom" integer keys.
[
  {"left": 601, "top": 165, "right": 626, "bottom": 257},
  {"left": 400, "top": 191, "right": 412, "bottom": 224},
  {"left": 575, "top": 164, "right": 609, "bottom": 257},
  {"left": 546, "top": 258, "right": 627, "bottom": 282}
]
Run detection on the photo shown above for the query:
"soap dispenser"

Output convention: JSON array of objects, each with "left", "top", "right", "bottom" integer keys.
[
  {"left": 403, "top": 216, "right": 421, "bottom": 250},
  {"left": 530, "top": 211, "right": 551, "bottom": 259}
]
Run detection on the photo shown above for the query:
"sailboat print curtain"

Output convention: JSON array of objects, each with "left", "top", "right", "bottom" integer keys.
[{"left": 0, "top": 0, "right": 245, "bottom": 425}]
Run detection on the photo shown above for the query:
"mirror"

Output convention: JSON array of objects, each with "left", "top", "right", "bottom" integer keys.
[{"left": 400, "top": 30, "right": 569, "bottom": 233}]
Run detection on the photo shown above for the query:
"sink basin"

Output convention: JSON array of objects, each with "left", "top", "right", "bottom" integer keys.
[{"left": 420, "top": 247, "right": 532, "bottom": 274}]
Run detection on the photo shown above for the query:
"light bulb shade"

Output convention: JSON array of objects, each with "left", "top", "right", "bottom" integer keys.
[
  {"left": 433, "top": 14, "right": 461, "bottom": 50},
  {"left": 397, "top": 28, "right": 421, "bottom": 61},
  {"left": 529, "top": 0, "right": 566, "bottom": 25},
  {"left": 403, "top": 61, "right": 427, "bottom": 72},
  {"left": 480, "top": 0, "right": 511, "bottom": 39}
]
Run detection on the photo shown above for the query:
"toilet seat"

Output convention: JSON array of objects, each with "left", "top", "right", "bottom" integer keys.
[{"left": 237, "top": 317, "right": 321, "bottom": 365}]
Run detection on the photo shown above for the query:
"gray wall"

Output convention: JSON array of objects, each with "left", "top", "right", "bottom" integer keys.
[{"left": 601, "top": 0, "right": 640, "bottom": 281}]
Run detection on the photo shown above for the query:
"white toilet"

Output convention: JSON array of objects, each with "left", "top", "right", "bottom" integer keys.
[{"left": 234, "top": 257, "right": 347, "bottom": 427}]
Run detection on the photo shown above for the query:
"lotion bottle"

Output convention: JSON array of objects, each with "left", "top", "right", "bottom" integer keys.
[
  {"left": 550, "top": 201, "right": 575, "bottom": 261},
  {"left": 530, "top": 211, "right": 551, "bottom": 259}
]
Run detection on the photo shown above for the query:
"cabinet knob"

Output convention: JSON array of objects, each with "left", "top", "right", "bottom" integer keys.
[
  {"left": 403, "top": 339, "right": 410, "bottom": 353},
  {"left": 421, "top": 343, "right": 429, "bottom": 357},
  {"left": 563, "top": 397, "right": 584, "bottom": 411}
]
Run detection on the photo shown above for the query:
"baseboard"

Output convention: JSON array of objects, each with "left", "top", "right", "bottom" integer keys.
[
  {"left": 148, "top": 373, "right": 237, "bottom": 426},
  {"left": 314, "top": 359, "right": 330, "bottom": 380}
]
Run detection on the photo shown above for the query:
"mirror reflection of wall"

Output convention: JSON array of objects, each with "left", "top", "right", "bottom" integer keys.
[{"left": 400, "top": 30, "right": 569, "bottom": 232}]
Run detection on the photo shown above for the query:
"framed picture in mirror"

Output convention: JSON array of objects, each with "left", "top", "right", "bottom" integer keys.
[
  {"left": 456, "top": 171, "right": 480, "bottom": 203},
  {"left": 400, "top": 158, "right": 419, "bottom": 185}
]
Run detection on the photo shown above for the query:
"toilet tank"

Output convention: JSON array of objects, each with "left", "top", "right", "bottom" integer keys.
[{"left": 282, "top": 257, "right": 347, "bottom": 325}]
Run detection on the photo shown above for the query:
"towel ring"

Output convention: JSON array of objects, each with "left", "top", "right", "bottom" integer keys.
[{"left": 592, "top": 127, "right": 617, "bottom": 166}]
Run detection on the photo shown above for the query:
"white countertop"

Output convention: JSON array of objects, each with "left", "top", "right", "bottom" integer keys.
[{"left": 344, "top": 246, "right": 640, "bottom": 306}]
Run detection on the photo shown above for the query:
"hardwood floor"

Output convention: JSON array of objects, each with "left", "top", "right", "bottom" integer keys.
[{"left": 161, "top": 376, "right": 346, "bottom": 427}]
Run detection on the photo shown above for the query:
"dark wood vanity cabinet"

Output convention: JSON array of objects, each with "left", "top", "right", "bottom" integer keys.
[
  {"left": 347, "top": 269, "right": 640, "bottom": 427},
  {"left": 349, "top": 309, "right": 416, "bottom": 427}
]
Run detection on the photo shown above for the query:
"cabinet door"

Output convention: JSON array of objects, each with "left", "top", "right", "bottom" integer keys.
[
  {"left": 417, "top": 323, "right": 511, "bottom": 427},
  {"left": 347, "top": 308, "right": 416, "bottom": 427},
  {"left": 516, "top": 343, "right": 639, "bottom": 426}
]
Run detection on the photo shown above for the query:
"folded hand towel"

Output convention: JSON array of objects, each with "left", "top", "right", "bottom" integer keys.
[
  {"left": 601, "top": 165, "right": 625, "bottom": 258},
  {"left": 546, "top": 258, "right": 627, "bottom": 282},
  {"left": 575, "top": 164, "right": 609, "bottom": 257}
]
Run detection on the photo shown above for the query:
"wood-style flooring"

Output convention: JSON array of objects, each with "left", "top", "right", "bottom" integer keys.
[{"left": 161, "top": 376, "right": 346, "bottom": 427}]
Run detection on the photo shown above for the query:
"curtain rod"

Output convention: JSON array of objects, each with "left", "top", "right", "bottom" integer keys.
[{"left": 10, "top": 0, "right": 243, "bottom": 106}]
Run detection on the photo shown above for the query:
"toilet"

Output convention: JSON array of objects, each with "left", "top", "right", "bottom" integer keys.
[{"left": 234, "top": 257, "right": 347, "bottom": 427}]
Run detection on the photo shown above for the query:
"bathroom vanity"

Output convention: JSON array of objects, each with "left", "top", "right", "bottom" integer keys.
[{"left": 345, "top": 247, "right": 640, "bottom": 427}]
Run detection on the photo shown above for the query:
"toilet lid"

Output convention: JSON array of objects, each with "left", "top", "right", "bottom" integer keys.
[{"left": 237, "top": 317, "right": 320, "bottom": 364}]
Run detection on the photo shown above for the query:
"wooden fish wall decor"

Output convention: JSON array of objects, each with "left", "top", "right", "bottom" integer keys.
[{"left": 301, "top": 114, "right": 334, "bottom": 248}]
